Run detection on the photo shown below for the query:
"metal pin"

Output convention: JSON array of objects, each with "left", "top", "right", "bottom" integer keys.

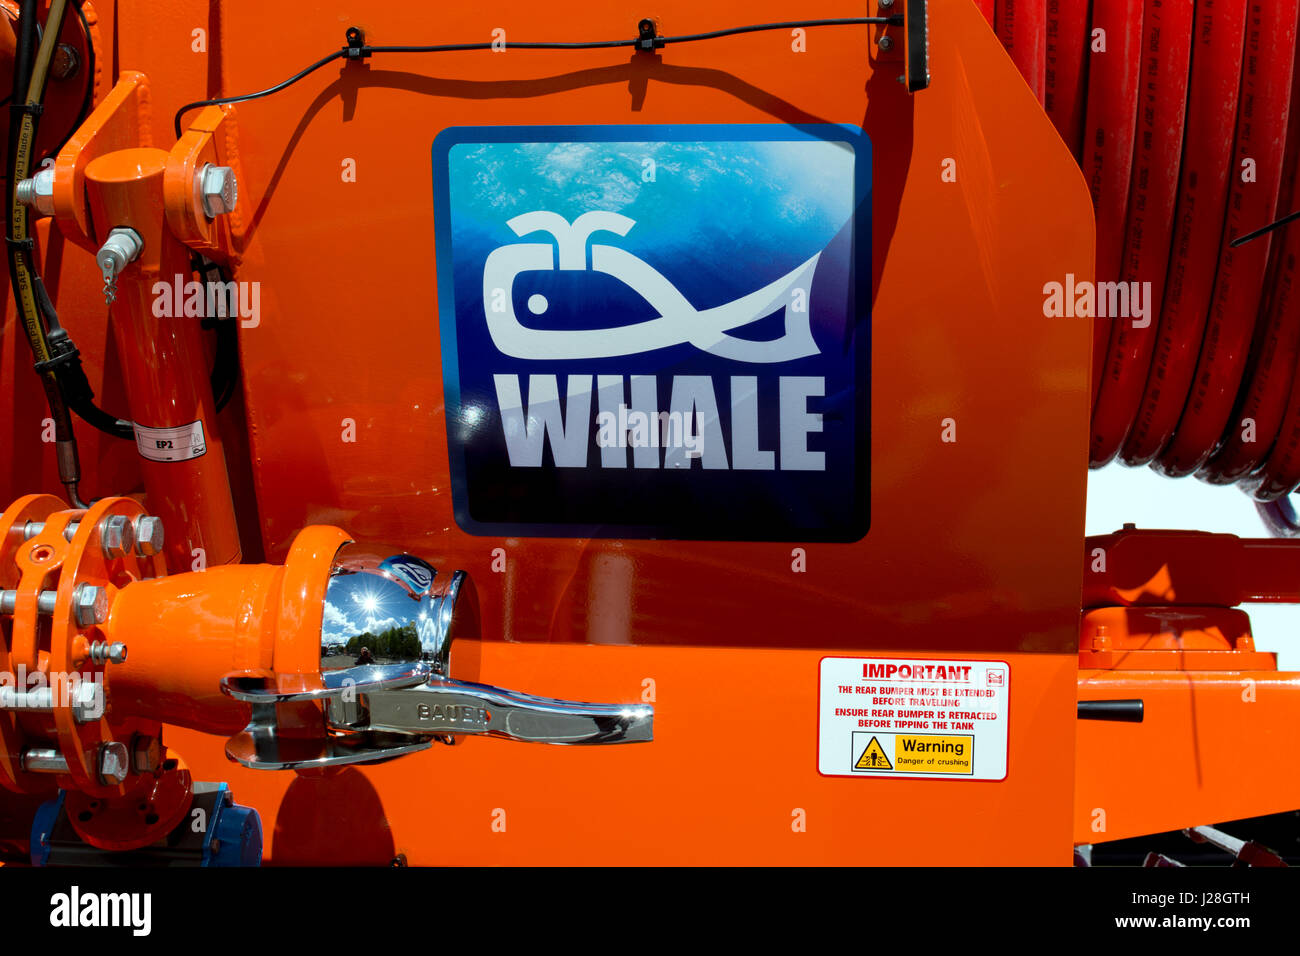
[
  {"left": 88, "top": 641, "right": 128, "bottom": 665},
  {"left": 21, "top": 748, "right": 69, "bottom": 774}
]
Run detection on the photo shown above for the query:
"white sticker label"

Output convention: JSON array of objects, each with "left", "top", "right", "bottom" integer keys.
[
  {"left": 134, "top": 420, "right": 207, "bottom": 463},
  {"left": 818, "top": 657, "right": 1009, "bottom": 780}
]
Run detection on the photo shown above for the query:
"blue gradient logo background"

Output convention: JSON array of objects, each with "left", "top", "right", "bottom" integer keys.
[{"left": 432, "top": 124, "right": 870, "bottom": 541}]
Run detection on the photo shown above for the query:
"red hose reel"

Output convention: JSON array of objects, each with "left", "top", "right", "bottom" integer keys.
[{"left": 999, "top": 0, "right": 1300, "bottom": 503}]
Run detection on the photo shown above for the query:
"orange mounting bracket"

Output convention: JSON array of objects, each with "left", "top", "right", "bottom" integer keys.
[
  {"left": 164, "top": 104, "right": 247, "bottom": 264},
  {"left": 50, "top": 70, "right": 151, "bottom": 252},
  {"left": 50, "top": 71, "right": 245, "bottom": 264}
]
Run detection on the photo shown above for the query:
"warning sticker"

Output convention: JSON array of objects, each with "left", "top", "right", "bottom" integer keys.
[
  {"left": 853, "top": 735, "right": 892, "bottom": 770},
  {"left": 134, "top": 420, "right": 207, "bottom": 463},
  {"left": 819, "top": 657, "right": 1008, "bottom": 780}
]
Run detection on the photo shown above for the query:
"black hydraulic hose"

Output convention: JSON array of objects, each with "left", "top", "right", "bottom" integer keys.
[
  {"left": 30, "top": 274, "right": 132, "bottom": 439},
  {"left": 6, "top": 0, "right": 87, "bottom": 505}
]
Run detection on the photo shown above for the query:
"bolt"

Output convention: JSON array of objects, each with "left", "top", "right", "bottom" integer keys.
[
  {"left": 878, "top": 35, "right": 894, "bottom": 52},
  {"left": 73, "top": 584, "right": 109, "bottom": 628},
  {"left": 101, "top": 515, "right": 135, "bottom": 559},
  {"left": 97, "top": 742, "right": 130, "bottom": 786},
  {"left": 21, "top": 748, "right": 69, "bottom": 774},
  {"left": 133, "top": 515, "right": 164, "bottom": 557},
  {"left": 88, "top": 640, "right": 127, "bottom": 665},
  {"left": 23, "top": 520, "right": 80, "bottom": 541},
  {"left": 879, "top": 0, "right": 894, "bottom": 6},
  {"left": 1, "top": 589, "right": 91, "bottom": 615},
  {"left": 71, "top": 681, "right": 104, "bottom": 723},
  {"left": 199, "top": 164, "right": 238, "bottom": 217},
  {"left": 51, "top": 43, "right": 81, "bottom": 81},
  {"left": 15, "top": 167, "right": 56, "bottom": 217},
  {"left": 131, "top": 735, "right": 161, "bottom": 774}
]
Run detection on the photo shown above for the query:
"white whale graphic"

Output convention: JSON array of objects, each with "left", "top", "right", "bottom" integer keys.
[{"left": 481, "top": 210, "right": 820, "bottom": 363}]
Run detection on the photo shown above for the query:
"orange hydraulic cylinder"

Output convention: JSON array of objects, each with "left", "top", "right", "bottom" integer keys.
[{"left": 81, "top": 147, "right": 241, "bottom": 571}]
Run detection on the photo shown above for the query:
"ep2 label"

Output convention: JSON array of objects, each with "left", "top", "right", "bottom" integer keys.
[
  {"left": 818, "top": 657, "right": 1009, "bottom": 780},
  {"left": 134, "top": 420, "right": 206, "bottom": 463}
]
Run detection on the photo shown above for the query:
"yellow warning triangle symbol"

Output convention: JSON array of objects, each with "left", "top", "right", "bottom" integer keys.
[{"left": 855, "top": 736, "right": 893, "bottom": 770}]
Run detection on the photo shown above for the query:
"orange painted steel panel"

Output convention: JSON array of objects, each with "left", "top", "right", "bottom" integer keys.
[
  {"left": 170, "top": 644, "right": 1081, "bottom": 865},
  {"left": 130, "top": 0, "right": 1090, "bottom": 865},
  {"left": 3, "top": 0, "right": 1097, "bottom": 864},
  {"left": 1075, "top": 669, "right": 1300, "bottom": 845},
  {"left": 1079, "top": 605, "right": 1278, "bottom": 671},
  {"left": 1083, "top": 529, "right": 1300, "bottom": 607}
]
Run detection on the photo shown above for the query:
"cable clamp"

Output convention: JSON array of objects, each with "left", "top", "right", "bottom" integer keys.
[
  {"left": 33, "top": 329, "right": 81, "bottom": 374},
  {"left": 343, "top": 26, "right": 372, "bottom": 60},
  {"left": 636, "top": 19, "right": 665, "bottom": 51}
]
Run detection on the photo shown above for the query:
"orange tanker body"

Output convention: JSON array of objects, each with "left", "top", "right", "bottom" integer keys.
[{"left": 0, "top": 0, "right": 1295, "bottom": 875}]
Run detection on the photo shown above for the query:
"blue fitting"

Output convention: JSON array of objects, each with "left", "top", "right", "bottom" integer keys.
[
  {"left": 203, "top": 784, "right": 263, "bottom": 867},
  {"left": 29, "top": 791, "right": 65, "bottom": 867}
]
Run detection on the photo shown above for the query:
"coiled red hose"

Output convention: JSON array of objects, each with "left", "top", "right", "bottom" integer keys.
[{"left": 1000, "top": 0, "right": 1300, "bottom": 502}]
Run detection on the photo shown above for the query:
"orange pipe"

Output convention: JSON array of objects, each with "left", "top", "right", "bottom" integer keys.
[{"left": 104, "top": 525, "right": 347, "bottom": 735}]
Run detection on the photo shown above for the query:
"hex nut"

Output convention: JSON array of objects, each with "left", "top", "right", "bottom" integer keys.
[
  {"left": 199, "top": 164, "right": 238, "bottom": 217},
  {"left": 131, "top": 735, "right": 161, "bottom": 774},
  {"left": 101, "top": 515, "right": 135, "bottom": 559},
  {"left": 16, "top": 167, "right": 56, "bottom": 217},
  {"left": 51, "top": 44, "right": 81, "bottom": 81},
  {"left": 73, "top": 584, "right": 108, "bottom": 628},
  {"left": 89, "top": 640, "right": 128, "bottom": 665},
  {"left": 71, "top": 681, "right": 104, "bottom": 723},
  {"left": 98, "top": 742, "right": 130, "bottom": 786},
  {"left": 133, "top": 515, "right": 164, "bottom": 557}
]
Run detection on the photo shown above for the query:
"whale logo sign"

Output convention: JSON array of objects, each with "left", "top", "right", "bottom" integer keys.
[
  {"left": 482, "top": 210, "right": 821, "bottom": 363},
  {"left": 432, "top": 124, "right": 870, "bottom": 541},
  {"left": 380, "top": 555, "right": 435, "bottom": 593}
]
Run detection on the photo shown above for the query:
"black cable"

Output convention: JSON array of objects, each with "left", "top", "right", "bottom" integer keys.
[
  {"left": 174, "top": 49, "right": 345, "bottom": 137},
  {"left": 174, "top": 16, "right": 897, "bottom": 136},
  {"left": 650, "top": 18, "right": 890, "bottom": 44},
  {"left": 1231, "top": 208, "right": 1300, "bottom": 248}
]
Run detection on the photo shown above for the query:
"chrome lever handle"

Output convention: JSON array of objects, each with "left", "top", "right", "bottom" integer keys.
[
  {"left": 343, "top": 677, "right": 653, "bottom": 745},
  {"left": 220, "top": 555, "right": 654, "bottom": 770}
]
